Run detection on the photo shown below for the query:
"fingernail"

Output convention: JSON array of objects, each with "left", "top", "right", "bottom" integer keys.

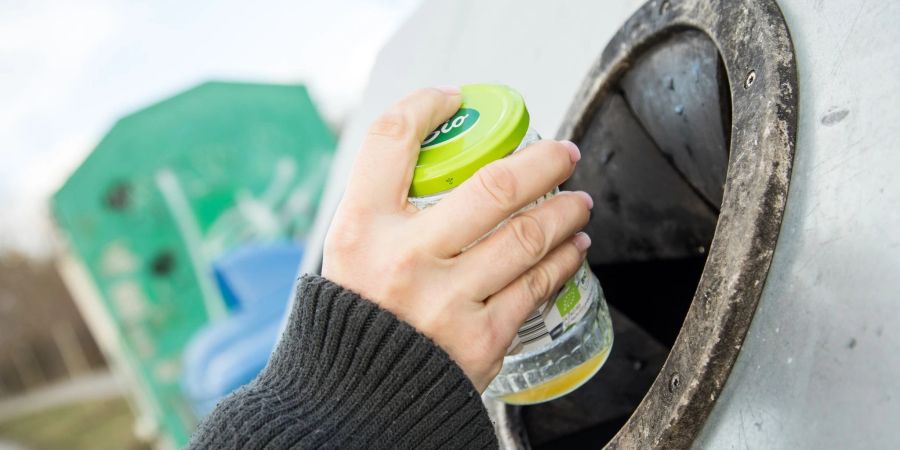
[
  {"left": 574, "top": 232, "right": 592, "bottom": 252},
  {"left": 574, "top": 191, "right": 593, "bottom": 209},
  {"left": 561, "top": 140, "right": 581, "bottom": 163},
  {"left": 434, "top": 85, "right": 461, "bottom": 95}
]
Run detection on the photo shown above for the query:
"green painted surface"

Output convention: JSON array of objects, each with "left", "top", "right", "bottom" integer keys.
[
  {"left": 51, "top": 81, "right": 335, "bottom": 445},
  {"left": 555, "top": 279, "right": 581, "bottom": 317}
]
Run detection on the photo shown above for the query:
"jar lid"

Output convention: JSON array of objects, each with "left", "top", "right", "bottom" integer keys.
[{"left": 409, "top": 84, "right": 530, "bottom": 197}]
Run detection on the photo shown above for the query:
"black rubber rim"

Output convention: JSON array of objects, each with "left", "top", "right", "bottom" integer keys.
[{"left": 556, "top": 0, "right": 798, "bottom": 447}]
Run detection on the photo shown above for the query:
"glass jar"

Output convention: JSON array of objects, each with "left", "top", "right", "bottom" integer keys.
[{"left": 408, "top": 84, "right": 613, "bottom": 404}]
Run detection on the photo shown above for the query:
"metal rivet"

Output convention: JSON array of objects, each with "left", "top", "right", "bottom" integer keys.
[
  {"left": 669, "top": 373, "right": 681, "bottom": 393},
  {"left": 659, "top": 0, "right": 671, "bottom": 15},
  {"left": 744, "top": 70, "right": 757, "bottom": 89}
]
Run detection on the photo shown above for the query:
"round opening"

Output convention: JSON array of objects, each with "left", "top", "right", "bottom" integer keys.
[
  {"left": 522, "top": 29, "right": 731, "bottom": 448},
  {"left": 104, "top": 181, "right": 132, "bottom": 211},
  {"left": 150, "top": 250, "right": 176, "bottom": 277},
  {"left": 490, "top": 0, "right": 796, "bottom": 447}
]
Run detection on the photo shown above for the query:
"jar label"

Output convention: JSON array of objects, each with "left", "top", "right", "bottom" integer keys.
[
  {"left": 507, "top": 261, "right": 597, "bottom": 355},
  {"left": 421, "top": 108, "right": 480, "bottom": 150}
]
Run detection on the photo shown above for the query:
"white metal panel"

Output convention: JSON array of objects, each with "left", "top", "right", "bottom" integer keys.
[
  {"left": 299, "top": 0, "right": 645, "bottom": 276},
  {"left": 694, "top": 1, "right": 900, "bottom": 448}
]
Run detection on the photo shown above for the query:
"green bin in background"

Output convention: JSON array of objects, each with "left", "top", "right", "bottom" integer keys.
[{"left": 51, "top": 81, "right": 335, "bottom": 448}]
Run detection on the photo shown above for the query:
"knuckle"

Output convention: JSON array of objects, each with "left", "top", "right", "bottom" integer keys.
[
  {"left": 510, "top": 214, "right": 546, "bottom": 260},
  {"left": 442, "top": 282, "right": 472, "bottom": 303},
  {"left": 368, "top": 108, "right": 412, "bottom": 140},
  {"left": 385, "top": 250, "right": 418, "bottom": 278},
  {"left": 324, "top": 219, "right": 364, "bottom": 255},
  {"left": 524, "top": 264, "right": 554, "bottom": 302},
  {"left": 476, "top": 163, "right": 518, "bottom": 208}
]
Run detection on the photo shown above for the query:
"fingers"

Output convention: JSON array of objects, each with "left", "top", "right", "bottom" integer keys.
[
  {"left": 415, "top": 140, "right": 580, "bottom": 256},
  {"left": 344, "top": 86, "right": 462, "bottom": 212},
  {"left": 486, "top": 232, "right": 591, "bottom": 342},
  {"left": 455, "top": 191, "right": 592, "bottom": 299}
]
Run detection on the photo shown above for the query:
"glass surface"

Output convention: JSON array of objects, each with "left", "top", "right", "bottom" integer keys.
[{"left": 410, "top": 127, "right": 615, "bottom": 404}]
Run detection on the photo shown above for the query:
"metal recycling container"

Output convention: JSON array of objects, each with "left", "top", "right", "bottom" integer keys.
[
  {"left": 52, "top": 81, "right": 335, "bottom": 447},
  {"left": 299, "top": 1, "right": 900, "bottom": 448}
]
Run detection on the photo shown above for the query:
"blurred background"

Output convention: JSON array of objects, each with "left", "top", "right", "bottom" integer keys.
[{"left": 0, "top": 1, "right": 421, "bottom": 448}]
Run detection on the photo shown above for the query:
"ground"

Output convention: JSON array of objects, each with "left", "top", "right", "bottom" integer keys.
[{"left": 0, "top": 396, "right": 149, "bottom": 450}]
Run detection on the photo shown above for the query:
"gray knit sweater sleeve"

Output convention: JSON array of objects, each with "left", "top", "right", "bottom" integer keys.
[{"left": 187, "top": 275, "right": 498, "bottom": 449}]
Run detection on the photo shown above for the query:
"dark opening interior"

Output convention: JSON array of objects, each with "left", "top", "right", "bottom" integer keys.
[{"left": 523, "top": 29, "right": 732, "bottom": 448}]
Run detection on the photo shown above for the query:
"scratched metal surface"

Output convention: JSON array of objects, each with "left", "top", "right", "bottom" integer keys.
[{"left": 693, "top": 0, "right": 900, "bottom": 448}]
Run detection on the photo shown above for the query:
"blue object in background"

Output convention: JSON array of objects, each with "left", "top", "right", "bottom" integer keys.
[
  {"left": 212, "top": 241, "right": 305, "bottom": 312},
  {"left": 182, "top": 241, "right": 303, "bottom": 416}
]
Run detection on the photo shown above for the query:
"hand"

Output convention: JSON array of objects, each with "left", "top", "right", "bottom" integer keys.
[{"left": 322, "top": 86, "right": 592, "bottom": 391}]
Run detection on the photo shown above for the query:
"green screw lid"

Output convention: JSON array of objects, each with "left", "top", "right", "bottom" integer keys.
[{"left": 409, "top": 84, "right": 530, "bottom": 197}]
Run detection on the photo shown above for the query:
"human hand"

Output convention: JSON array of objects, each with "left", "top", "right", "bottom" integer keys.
[{"left": 322, "top": 86, "right": 592, "bottom": 391}]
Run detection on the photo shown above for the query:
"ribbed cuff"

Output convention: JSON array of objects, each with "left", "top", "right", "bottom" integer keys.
[{"left": 188, "top": 275, "right": 497, "bottom": 450}]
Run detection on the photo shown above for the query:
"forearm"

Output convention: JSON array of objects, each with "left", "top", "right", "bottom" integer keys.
[{"left": 187, "top": 275, "right": 497, "bottom": 450}]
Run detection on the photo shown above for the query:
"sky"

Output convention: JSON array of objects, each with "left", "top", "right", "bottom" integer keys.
[{"left": 0, "top": 0, "right": 421, "bottom": 257}]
